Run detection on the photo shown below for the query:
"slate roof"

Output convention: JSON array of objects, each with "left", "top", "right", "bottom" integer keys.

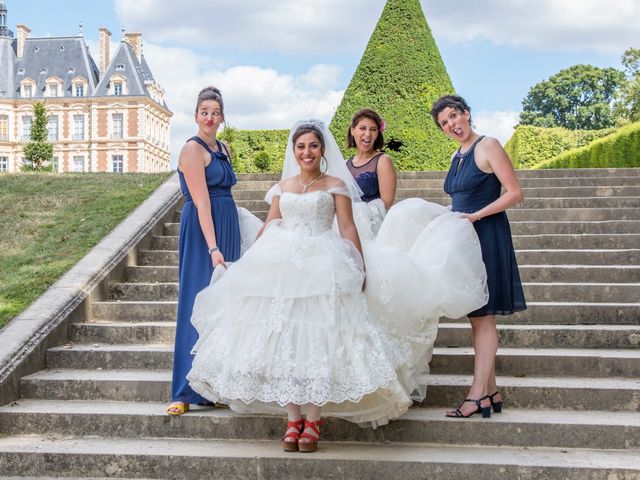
[{"left": 14, "top": 36, "right": 99, "bottom": 98}]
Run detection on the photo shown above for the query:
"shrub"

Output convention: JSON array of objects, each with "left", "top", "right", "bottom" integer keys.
[{"left": 253, "top": 151, "right": 271, "bottom": 172}]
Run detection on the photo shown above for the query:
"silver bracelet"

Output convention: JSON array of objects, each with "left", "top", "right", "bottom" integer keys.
[{"left": 208, "top": 246, "right": 219, "bottom": 255}]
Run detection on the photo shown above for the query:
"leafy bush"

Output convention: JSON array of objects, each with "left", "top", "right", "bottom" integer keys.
[
  {"left": 505, "top": 125, "right": 617, "bottom": 169},
  {"left": 225, "top": 129, "right": 289, "bottom": 173},
  {"left": 533, "top": 121, "right": 640, "bottom": 169},
  {"left": 253, "top": 151, "right": 271, "bottom": 172}
]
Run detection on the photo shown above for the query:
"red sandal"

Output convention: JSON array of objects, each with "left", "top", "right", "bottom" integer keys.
[
  {"left": 281, "top": 418, "right": 305, "bottom": 452},
  {"left": 298, "top": 419, "right": 324, "bottom": 453}
]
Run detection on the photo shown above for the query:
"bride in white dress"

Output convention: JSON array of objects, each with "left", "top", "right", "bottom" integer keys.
[{"left": 187, "top": 120, "right": 488, "bottom": 452}]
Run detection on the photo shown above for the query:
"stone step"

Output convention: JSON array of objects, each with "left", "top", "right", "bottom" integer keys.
[
  {"left": 507, "top": 208, "right": 640, "bottom": 221},
  {"left": 70, "top": 322, "right": 176, "bottom": 344},
  {"left": 126, "top": 264, "right": 640, "bottom": 284},
  {"left": 161, "top": 219, "right": 640, "bottom": 237},
  {"left": 137, "top": 249, "right": 640, "bottom": 267},
  {"left": 231, "top": 197, "right": 640, "bottom": 212},
  {"left": 69, "top": 321, "right": 640, "bottom": 350},
  {"left": 523, "top": 283, "right": 640, "bottom": 303},
  {"left": 151, "top": 233, "right": 640, "bottom": 251},
  {"left": 19, "top": 369, "right": 640, "bottom": 411},
  {"left": 107, "top": 281, "right": 640, "bottom": 303},
  {"left": 212, "top": 207, "right": 640, "bottom": 224},
  {"left": 519, "top": 265, "right": 640, "bottom": 283},
  {"left": 45, "top": 344, "right": 640, "bottom": 378},
  {"left": 1, "top": 434, "right": 639, "bottom": 480},
  {"left": 231, "top": 176, "right": 640, "bottom": 191},
  {"left": 1, "top": 400, "right": 639, "bottom": 451},
  {"left": 91, "top": 300, "right": 640, "bottom": 325},
  {"left": 230, "top": 185, "right": 640, "bottom": 201},
  {"left": 437, "top": 323, "right": 640, "bottom": 349},
  {"left": 515, "top": 249, "right": 640, "bottom": 265}
]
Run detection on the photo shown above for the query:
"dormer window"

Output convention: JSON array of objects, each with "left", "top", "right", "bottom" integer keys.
[
  {"left": 20, "top": 78, "right": 36, "bottom": 98},
  {"left": 108, "top": 75, "right": 127, "bottom": 96},
  {"left": 46, "top": 77, "right": 63, "bottom": 98},
  {"left": 72, "top": 76, "right": 88, "bottom": 97}
]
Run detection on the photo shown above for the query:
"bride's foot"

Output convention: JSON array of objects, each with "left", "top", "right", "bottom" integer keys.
[
  {"left": 298, "top": 419, "right": 324, "bottom": 453},
  {"left": 282, "top": 418, "right": 305, "bottom": 452},
  {"left": 166, "top": 402, "right": 189, "bottom": 416}
]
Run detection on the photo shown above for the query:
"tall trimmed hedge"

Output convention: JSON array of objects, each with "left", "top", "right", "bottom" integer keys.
[
  {"left": 533, "top": 121, "right": 640, "bottom": 169},
  {"left": 330, "top": 0, "right": 456, "bottom": 171},
  {"left": 505, "top": 125, "right": 617, "bottom": 169},
  {"left": 223, "top": 129, "right": 289, "bottom": 173}
]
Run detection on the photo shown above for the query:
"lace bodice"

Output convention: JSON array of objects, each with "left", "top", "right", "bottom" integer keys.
[{"left": 279, "top": 191, "right": 336, "bottom": 235}]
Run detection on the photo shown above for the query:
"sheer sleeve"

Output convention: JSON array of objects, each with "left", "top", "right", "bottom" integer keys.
[
  {"left": 327, "top": 185, "right": 353, "bottom": 199},
  {"left": 264, "top": 183, "right": 283, "bottom": 205}
]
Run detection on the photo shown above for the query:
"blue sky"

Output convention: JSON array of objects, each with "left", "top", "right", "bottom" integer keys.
[{"left": 5, "top": 0, "right": 637, "bottom": 158}]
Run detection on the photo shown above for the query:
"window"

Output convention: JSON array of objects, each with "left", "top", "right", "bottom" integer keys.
[
  {"left": 51, "top": 156, "right": 58, "bottom": 172},
  {"left": 73, "top": 115, "right": 84, "bottom": 140},
  {"left": 115, "top": 64, "right": 125, "bottom": 71},
  {"left": 0, "top": 156, "right": 7, "bottom": 172},
  {"left": 47, "top": 116, "right": 59, "bottom": 141},
  {"left": 73, "top": 156, "right": 84, "bottom": 172},
  {"left": 22, "top": 116, "right": 32, "bottom": 140},
  {"left": 75, "top": 84, "right": 84, "bottom": 97},
  {"left": 23, "top": 84, "right": 32, "bottom": 98},
  {"left": 49, "top": 83, "right": 59, "bottom": 97},
  {"left": 0, "top": 114, "right": 8, "bottom": 140},
  {"left": 112, "top": 154, "right": 124, "bottom": 173},
  {"left": 113, "top": 82, "right": 123, "bottom": 96},
  {"left": 112, "top": 113, "right": 123, "bottom": 139}
]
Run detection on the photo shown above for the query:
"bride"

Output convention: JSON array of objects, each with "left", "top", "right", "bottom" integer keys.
[{"left": 187, "top": 120, "right": 488, "bottom": 453}]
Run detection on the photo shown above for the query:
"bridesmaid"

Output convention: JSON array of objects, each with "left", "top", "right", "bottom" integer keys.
[
  {"left": 166, "top": 87, "right": 241, "bottom": 415},
  {"left": 346, "top": 108, "right": 397, "bottom": 209},
  {"left": 431, "top": 95, "right": 527, "bottom": 418},
  {"left": 345, "top": 109, "right": 397, "bottom": 238}
]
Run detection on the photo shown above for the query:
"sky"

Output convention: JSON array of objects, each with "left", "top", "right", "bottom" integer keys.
[{"left": 4, "top": 0, "right": 639, "bottom": 165}]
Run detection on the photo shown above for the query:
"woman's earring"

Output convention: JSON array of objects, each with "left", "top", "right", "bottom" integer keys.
[{"left": 320, "top": 156, "right": 328, "bottom": 173}]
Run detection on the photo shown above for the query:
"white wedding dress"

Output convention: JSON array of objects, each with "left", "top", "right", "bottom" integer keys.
[{"left": 188, "top": 185, "right": 488, "bottom": 428}]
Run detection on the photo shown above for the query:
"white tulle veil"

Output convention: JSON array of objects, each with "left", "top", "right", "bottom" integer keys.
[{"left": 265, "top": 119, "right": 363, "bottom": 204}]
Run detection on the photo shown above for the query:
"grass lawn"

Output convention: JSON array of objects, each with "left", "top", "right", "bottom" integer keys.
[{"left": 0, "top": 172, "right": 172, "bottom": 328}]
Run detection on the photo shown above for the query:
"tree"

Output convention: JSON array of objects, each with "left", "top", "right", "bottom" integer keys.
[
  {"left": 22, "top": 101, "right": 54, "bottom": 171},
  {"left": 617, "top": 47, "right": 640, "bottom": 122},
  {"left": 519, "top": 64, "right": 625, "bottom": 130}
]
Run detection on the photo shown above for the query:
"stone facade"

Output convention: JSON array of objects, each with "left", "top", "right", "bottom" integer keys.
[{"left": 0, "top": 3, "right": 171, "bottom": 173}]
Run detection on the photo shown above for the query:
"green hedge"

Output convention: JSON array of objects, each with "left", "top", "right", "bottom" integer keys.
[
  {"left": 329, "top": 0, "right": 457, "bottom": 171},
  {"left": 533, "top": 121, "right": 640, "bottom": 169},
  {"left": 222, "top": 129, "right": 289, "bottom": 173},
  {"left": 504, "top": 125, "right": 617, "bottom": 169}
]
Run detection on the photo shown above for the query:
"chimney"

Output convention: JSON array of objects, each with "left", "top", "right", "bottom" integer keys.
[
  {"left": 16, "top": 24, "right": 30, "bottom": 59},
  {"left": 124, "top": 32, "right": 142, "bottom": 62},
  {"left": 98, "top": 27, "right": 111, "bottom": 74}
]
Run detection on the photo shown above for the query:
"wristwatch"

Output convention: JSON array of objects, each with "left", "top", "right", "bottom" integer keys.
[{"left": 208, "top": 246, "right": 220, "bottom": 255}]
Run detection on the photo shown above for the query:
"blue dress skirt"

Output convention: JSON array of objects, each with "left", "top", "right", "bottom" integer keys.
[
  {"left": 443, "top": 136, "right": 526, "bottom": 317},
  {"left": 172, "top": 136, "right": 241, "bottom": 404}
]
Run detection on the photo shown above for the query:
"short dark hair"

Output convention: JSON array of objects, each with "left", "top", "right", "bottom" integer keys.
[
  {"left": 347, "top": 109, "right": 384, "bottom": 150},
  {"left": 430, "top": 95, "right": 471, "bottom": 129},
  {"left": 196, "top": 86, "right": 224, "bottom": 116},
  {"left": 292, "top": 123, "right": 326, "bottom": 154}
]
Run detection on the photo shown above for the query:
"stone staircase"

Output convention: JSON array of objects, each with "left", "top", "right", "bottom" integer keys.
[{"left": 1, "top": 168, "right": 639, "bottom": 479}]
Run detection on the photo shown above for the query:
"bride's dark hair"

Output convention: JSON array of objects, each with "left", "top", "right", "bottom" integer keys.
[{"left": 292, "top": 122, "right": 326, "bottom": 153}]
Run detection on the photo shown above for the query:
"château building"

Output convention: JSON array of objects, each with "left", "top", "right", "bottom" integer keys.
[{"left": 0, "top": 2, "right": 171, "bottom": 173}]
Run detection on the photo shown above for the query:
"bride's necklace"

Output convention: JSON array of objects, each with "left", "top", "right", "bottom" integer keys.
[{"left": 298, "top": 172, "right": 324, "bottom": 193}]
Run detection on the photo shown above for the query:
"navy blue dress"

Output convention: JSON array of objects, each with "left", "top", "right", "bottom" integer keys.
[
  {"left": 347, "top": 153, "right": 384, "bottom": 202},
  {"left": 443, "top": 136, "right": 526, "bottom": 317},
  {"left": 172, "top": 136, "right": 241, "bottom": 404}
]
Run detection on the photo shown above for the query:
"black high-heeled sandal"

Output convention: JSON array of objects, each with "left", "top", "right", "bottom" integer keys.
[
  {"left": 445, "top": 396, "right": 491, "bottom": 418},
  {"left": 489, "top": 391, "right": 503, "bottom": 413}
]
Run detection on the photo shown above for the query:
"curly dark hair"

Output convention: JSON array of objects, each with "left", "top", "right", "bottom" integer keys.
[{"left": 430, "top": 95, "right": 471, "bottom": 129}]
